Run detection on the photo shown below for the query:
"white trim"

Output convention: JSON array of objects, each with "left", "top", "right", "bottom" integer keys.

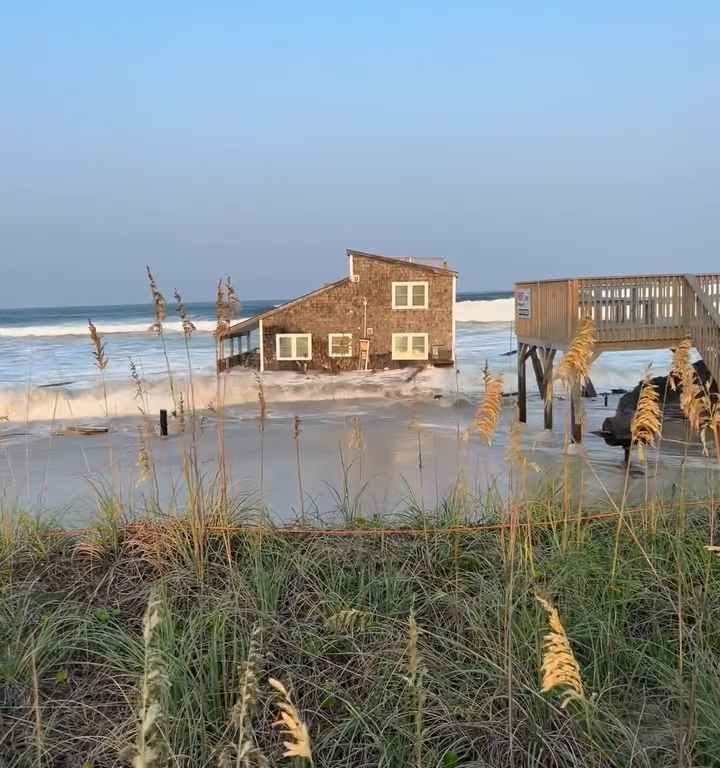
[
  {"left": 328, "top": 333, "right": 353, "bottom": 358},
  {"left": 392, "top": 332, "right": 429, "bottom": 361},
  {"left": 451, "top": 274, "right": 456, "bottom": 363},
  {"left": 392, "top": 281, "right": 429, "bottom": 309},
  {"left": 259, "top": 319, "right": 265, "bottom": 372},
  {"left": 348, "top": 251, "right": 354, "bottom": 279},
  {"left": 275, "top": 333, "right": 312, "bottom": 361}
]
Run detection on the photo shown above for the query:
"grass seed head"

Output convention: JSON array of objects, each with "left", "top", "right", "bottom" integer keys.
[
  {"left": 254, "top": 373, "right": 267, "bottom": 432},
  {"left": 506, "top": 417, "right": 540, "bottom": 472},
  {"left": 557, "top": 318, "right": 595, "bottom": 387},
  {"left": 669, "top": 338, "right": 692, "bottom": 391},
  {"left": 268, "top": 678, "right": 312, "bottom": 761},
  {"left": 465, "top": 372, "right": 504, "bottom": 445},
  {"left": 536, "top": 595, "right": 585, "bottom": 709},
  {"left": 174, "top": 290, "right": 196, "bottom": 337},
  {"left": 225, "top": 276, "right": 241, "bottom": 321},
  {"left": 631, "top": 373, "right": 662, "bottom": 459},
  {"left": 146, "top": 267, "right": 167, "bottom": 333},
  {"left": 88, "top": 319, "right": 108, "bottom": 370}
]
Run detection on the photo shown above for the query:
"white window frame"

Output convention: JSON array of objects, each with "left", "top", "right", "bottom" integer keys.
[
  {"left": 392, "top": 332, "right": 429, "bottom": 361},
  {"left": 328, "top": 333, "right": 353, "bottom": 358},
  {"left": 392, "top": 281, "right": 429, "bottom": 310},
  {"left": 275, "top": 333, "right": 312, "bottom": 361}
]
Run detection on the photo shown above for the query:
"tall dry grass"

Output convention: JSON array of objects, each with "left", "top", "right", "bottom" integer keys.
[{"left": 88, "top": 318, "right": 110, "bottom": 418}]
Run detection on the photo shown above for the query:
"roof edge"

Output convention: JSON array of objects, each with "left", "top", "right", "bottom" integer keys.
[{"left": 346, "top": 249, "right": 457, "bottom": 275}]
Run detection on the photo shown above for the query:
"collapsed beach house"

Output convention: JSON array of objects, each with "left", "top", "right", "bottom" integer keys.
[{"left": 217, "top": 249, "right": 457, "bottom": 372}]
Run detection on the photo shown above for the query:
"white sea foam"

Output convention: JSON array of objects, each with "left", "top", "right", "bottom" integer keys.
[
  {"left": 0, "top": 319, "right": 241, "bottom": 338},
  {"left": 455, "top": 298, "right": 514, "bottom": 323},
  {"left": 0, "top": 299, "right": 514, "bottom": 338},
  {"left": 0, "top": 367, "right": 455, "bottom": 423}
]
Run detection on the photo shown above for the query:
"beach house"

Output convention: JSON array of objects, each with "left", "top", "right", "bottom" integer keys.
[{"left": 218, "top": 249, "right": 457, "bottom": 372}]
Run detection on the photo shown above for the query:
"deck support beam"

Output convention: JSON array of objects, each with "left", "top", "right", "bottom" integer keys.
[
  {"left": 518, "top": 343, "right": 530, "bottom": 423},
  {"left": 527, "top": 346, "right": 556, "bottom": 430},
  {"left": 519, "top": 344, "right": 557, "bottom": 428},
  {"left": 539, "top": 347, "right": 557, "bottom": 430}
]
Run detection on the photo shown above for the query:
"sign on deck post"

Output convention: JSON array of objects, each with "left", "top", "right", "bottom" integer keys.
[{"left": 515, "top": 288, "right": 531, "bottom": 320}]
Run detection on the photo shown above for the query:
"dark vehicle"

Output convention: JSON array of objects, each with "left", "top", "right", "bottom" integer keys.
[{"left": 599, "top": 360, "right": 716, "bottom": 461}]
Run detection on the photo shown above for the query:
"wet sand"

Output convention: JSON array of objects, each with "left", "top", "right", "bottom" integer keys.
[{"left": 1, "top": 385, "right": 717, "bottom": 528}]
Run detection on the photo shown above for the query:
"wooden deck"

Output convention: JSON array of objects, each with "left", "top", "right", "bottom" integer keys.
[{"left": 514, "top": 273, "right": 720, "bottom": 440}]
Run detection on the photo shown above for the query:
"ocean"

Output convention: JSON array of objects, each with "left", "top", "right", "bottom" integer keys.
[{"left": 0, "top": 290, "right": 680, "bottom": 423}]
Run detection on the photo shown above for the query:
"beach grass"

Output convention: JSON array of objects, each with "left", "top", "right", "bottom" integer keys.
[{"left": 2, "top": 488, "right": 720, "bottom": 767}]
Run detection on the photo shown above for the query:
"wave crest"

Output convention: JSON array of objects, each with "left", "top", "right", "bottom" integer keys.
[
  {"left": 0, "top": 319, "right": 237, "bottom": 338},
  {"left": 455, "top": 298, "right": 514, "bottom": 323}
]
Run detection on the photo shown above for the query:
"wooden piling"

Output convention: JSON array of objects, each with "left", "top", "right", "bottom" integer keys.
[{"left": 518, "top": 344, "right": 527, "bottom": 423}]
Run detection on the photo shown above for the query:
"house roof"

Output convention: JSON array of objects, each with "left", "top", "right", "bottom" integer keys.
[
  {"left": 223, "top": 277, "right": 350, "bottom": 337},
  {"left": 347, "top": 249, "right": 457, "bottom": 276},
  {"left": 222, "top": 250, "right": 456, "bottom": 338}
]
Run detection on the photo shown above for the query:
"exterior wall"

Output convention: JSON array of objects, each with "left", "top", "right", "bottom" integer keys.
[{"left": 262, "top": 255, "right": 455, "bottom": 371}]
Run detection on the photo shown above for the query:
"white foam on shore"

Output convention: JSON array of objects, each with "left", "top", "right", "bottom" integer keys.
[{"left": 455, "top": 298, "right": 514, "bottom": 323}]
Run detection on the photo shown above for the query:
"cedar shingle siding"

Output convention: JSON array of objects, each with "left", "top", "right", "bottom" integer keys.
[{"left": 222, "top": 251, "right": 456, "bottom": 372}]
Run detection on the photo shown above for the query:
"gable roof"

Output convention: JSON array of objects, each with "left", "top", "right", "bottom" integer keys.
[
  {"left": 223, "top": 249, "right": 456, "bottom": 338},
  {"left": 347, "top": 249, "right": 457, "bottom": 276},
  {"left": 223, "top": 277, "right": 349, "bottom": 337}
]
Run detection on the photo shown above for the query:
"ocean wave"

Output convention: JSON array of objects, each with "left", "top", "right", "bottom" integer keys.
[
  {"left": 0, "top": 319, "right": 242, "bottom": 338},
  {"left": 0, "top": 368, "right": 455, "bottom": 422},
  {"left": 0, "top": 299, "right": 514, "bottom": 339},
  {"left": 455, "top": 298, "right": 514, "bottom": 323}
]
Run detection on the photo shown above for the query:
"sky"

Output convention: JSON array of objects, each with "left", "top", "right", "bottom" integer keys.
[{"left": 1, "top": 2, "right": 719, "bottom": 307}]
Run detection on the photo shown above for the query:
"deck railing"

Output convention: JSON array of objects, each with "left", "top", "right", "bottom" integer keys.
[
  {"left": 515, "top": 274, "right": 720, "bottom": 352},
  {"left": 515, "top": 273, "right": 720, "bottom": 384}
]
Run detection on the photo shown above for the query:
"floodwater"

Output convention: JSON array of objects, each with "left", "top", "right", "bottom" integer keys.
[{"left": 1, "top": 384, "right": 716, "bottom": 528}]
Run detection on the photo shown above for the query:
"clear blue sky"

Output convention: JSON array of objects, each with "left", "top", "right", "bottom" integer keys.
[{"left": 1, "top": 2, "right": 718, "bottom": 307}]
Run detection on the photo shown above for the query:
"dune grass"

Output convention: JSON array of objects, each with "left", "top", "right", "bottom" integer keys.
[{"left": 1, "top": 489, "right": 720, "bottom": 767}]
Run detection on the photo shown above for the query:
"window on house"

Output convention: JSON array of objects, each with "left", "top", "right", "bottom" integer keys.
[
  {"left": 276, "top": 333, "right": 312, "bottom": 361},
  {"left": 328, "top": 333, "right": 353, "bottom": 357},
  {"left": 392, "top": 281, "right": 428, "bottom": 309},
  {"left": 392, "top": 333, "right": 429, "bottom": 360}
]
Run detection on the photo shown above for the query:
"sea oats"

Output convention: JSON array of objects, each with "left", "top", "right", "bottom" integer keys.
[
  {"left": 506, "top": 417, "right": 540, "bottom": 472},
  {"left": 268, "top": 678, "right": 312, "bottom": 762},
  {"left": 128, "top": 587, "right": 169, "bottom": 768},
  {"left": 219, "top": 624, "right": 268, "bottom": 768},
  {"left": 174, "top": 289, "right": 196, "bottom": 337},
  {"left": 255, "top": 373, "right": 267, "bottom": 433},
  {"left": 88, "top": 320, "right": 108, "bottom": 370},
  {"left": 536, "top": 595, "right": 585, "bottom": 709},
  {"left": 465, "top": 372, "right": 504, "bottom": 444},
  {"left": 669, "top": 338, "right": 692, "bottom": 391},
  {"left": 146, "top": 267, "right": 167, "bottom": 335},
  {"left": 679, "top": 361, "right": 707, "bottom": 435},
  {"left": 557, "top": 318, "right": 595, "bottom": 387},
  {"left": 215, "top": 279, "right": 231, "bottom": 339},
  {"left": 631, "top": 373, "right": 662, "bottom": 459},
  {"left": 225, "top": 276, "right": 241, "bottom": 321},
  {"left": 405, "top": 613, "right": 426, "bottom": 768}
]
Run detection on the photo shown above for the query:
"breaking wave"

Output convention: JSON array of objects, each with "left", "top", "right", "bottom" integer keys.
[
  {"left": 0, "top": 319, "right": 242, "bottom": 338},
  {"left": 0, "top": 301, "right": 513, "bottom": 339},
  {"left": 0, "top": 368, "right": 456, "bottom": 423},
  {"left": 455, "top": 298, "right": 514, "bottom": 323}
]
